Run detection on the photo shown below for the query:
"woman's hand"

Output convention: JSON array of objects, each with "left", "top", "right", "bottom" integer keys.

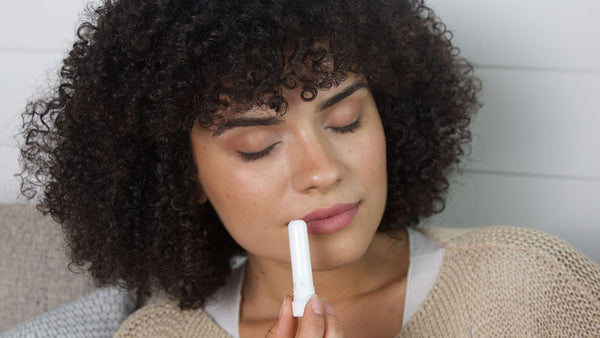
[{"left": 266, "top": 295, "right": 344, "bottom": 337}]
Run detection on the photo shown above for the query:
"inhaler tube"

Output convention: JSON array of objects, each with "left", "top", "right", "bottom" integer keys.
[{"left": 288, "top": 219, "right": 315, "bottom": 317}]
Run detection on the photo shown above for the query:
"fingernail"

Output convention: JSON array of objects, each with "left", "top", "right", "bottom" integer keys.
[
  {"left": 323, "top": 300, "right": 336, "bottom": 315},
  {"left": 279, "top": 295, "right": 288, "bottom": 318},
  {"left": 310, "top": 295, "right": 323, "bottom": 315}
]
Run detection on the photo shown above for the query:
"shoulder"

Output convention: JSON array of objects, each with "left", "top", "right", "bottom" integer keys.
[
  {"left": 413, "top": 225, "right": 600, "bottom": 335},
  {"left": 423, "top": 225, "right": 596, "bottom": 266},
  {"left": 422, "top": 225, "right": 600, "bottom": 286},
  {"left": 423, "top": 225, "right": 592, "bottom": 260},
  {"left": 421, "top": 224, "right": 568, "bottom": 249},
  {"left": 114, "top": 300, "right": 230, "bottom": 337}
]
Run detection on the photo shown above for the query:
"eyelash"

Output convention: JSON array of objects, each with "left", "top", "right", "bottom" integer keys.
[
  {"left": 237, "top": 143, "right": 278, "bottom": 162},
  {"left": 328, "top": 118, "right": 362, "bottom": 134},
  {"left": 238, "top": 118, "right": 362, "bottom": 162}
]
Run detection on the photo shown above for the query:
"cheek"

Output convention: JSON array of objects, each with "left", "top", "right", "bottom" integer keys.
[
  {"left": 195, "top": 150, "right": 286, "bottom": 240},
  {"left": 201, "top": 162, "right": 269, "bottom": 215},
  {"left": 353, "top": 122, "right": 387, "bottom": 186}
]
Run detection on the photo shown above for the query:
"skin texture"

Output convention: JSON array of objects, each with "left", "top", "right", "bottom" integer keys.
[
  {"left": 191, "top": 76, "right": 387, "bottom": 272},
  {"left": 192, "top": 76, "right": 409, "bottom": 337}
]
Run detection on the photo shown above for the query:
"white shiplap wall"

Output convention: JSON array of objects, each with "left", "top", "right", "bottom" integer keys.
[
  {"left": 425, "top": 0, "right": 600, "bottom": 263},
  {"left": 0, "top": 0, "right": 88, "bottom": 200},
  {"left": 0, "top": 1, "right": 598, "bottom": 261}
]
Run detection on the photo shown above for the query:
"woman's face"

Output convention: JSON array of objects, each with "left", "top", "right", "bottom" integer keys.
[{"left": 190, "top": 75, "right": 387, "bottom": 270}]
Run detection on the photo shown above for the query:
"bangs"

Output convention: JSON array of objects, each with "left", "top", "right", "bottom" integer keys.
[{"left": 194, "top": 38, "right": 359, "bottom": 132}]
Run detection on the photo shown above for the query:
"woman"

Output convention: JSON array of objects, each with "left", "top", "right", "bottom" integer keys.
[{"left": 20, "top": 0, "right": 600, "bottom": 336}]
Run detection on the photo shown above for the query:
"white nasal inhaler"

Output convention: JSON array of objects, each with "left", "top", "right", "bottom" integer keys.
[{"left": 288, "top": 219, "right": 315, "bottom": 317}]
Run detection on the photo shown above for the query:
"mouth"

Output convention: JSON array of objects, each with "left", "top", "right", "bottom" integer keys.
[{"left": 301, "top": 202, "right": 360, "bottom": 235}]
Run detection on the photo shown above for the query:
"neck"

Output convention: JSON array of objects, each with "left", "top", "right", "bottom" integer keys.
[{"left": 240, "top": 230, "right": 409, "bottom": 321}]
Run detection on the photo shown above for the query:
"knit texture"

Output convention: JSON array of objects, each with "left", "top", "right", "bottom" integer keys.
[
  {"left": 114, "top": 226, "right": 600, "bottom": 337},
  {"left": 114, "top": 302, "right": 230, "bottom": 338},
  {"left": 1, "top": 286, "right": 135, "bottom": 338},
  {"left": 400, "top": 226, "right": 600, "bottom": 337}
]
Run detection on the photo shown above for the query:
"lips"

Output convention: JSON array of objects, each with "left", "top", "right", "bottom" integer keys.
[{"left": 301, "top": 202, "right": 359, "bottom": 235}]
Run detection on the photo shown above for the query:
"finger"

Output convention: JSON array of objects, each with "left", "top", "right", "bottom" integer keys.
[
  {"left": 296, "top": 295, "right": 325, "bottom": 338},
  {"left": 266, "top": 295, "right": 297, "bottom": 338},
  {"left": 322, "top": 300, "right": 344, "bottom": 338}
]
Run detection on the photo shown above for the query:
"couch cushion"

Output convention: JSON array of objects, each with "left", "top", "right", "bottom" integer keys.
[{"left": 0, "top": 204, "right": 96, "bottom": 331}]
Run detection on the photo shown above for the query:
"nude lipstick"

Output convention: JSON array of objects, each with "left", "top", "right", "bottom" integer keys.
[{"left": 301, "top": 202, "right": 359, "bottom": 235}]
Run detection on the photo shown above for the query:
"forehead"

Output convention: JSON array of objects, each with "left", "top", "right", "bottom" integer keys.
[{"left": 207, "top": 75, "right": 369, "bottom": 135}]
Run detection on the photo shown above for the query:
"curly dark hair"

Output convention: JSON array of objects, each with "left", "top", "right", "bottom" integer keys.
[{"left": 19, "top": 0, "right": 480, "bottom": 309}]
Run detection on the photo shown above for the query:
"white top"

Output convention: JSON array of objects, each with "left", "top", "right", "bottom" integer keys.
[
  {"left": 402, "top": 227, "right": 445, "bottom": 326},
  {"left": 204, "top": 227, "right": 445, "bottom": 338}
]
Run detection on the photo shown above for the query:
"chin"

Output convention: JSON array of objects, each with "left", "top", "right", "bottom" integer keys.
[{"left": 309, "top": 234, "right": 373, "bottom": 271}]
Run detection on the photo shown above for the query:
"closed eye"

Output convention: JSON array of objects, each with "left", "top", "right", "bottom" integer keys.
[
  {"left": 237, "top": 143, "right": 279, "bottom": 162},
  {"left": 329, "top": 118, "right": 362, "bottom": 134}
]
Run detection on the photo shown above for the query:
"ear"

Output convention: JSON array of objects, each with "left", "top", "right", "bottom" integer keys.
[
  {"left": 197, "top": 184, "right": 208, "bottom": 204},
  {"left": 198, "top": 192, "right": 208, "bottom": 204}
]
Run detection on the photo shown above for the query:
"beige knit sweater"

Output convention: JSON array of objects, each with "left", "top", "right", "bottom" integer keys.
[{"left": 114, "top": 226, "right": 600, "bottom": 337}]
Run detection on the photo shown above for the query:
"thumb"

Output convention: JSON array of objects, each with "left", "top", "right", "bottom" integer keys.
[{"left": 296, "top": 295, "right": 326, "bottom": 338}]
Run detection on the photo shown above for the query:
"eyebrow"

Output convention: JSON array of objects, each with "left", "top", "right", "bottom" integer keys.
[
  {"left": 213, "top": 116, "right": 284, "bottom": 136},
  {"left": 318, "top": 80, "right": 369, "bottom": 112},
  {"left": 212, "top": 79, "right": 369, "bottom": 136}
]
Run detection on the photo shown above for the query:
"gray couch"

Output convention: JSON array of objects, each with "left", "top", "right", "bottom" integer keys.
[{"left": 0, "top": 204, "right": 135, "bottom": 336}]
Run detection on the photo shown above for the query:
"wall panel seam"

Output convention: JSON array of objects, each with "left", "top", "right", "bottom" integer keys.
[{"left": 464, "top": 168, "right": 600, "bottom": 182}]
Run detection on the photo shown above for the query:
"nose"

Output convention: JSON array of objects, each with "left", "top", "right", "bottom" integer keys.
[{"left": 291, "top": 132, "right": 344, "bottom": 193}]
